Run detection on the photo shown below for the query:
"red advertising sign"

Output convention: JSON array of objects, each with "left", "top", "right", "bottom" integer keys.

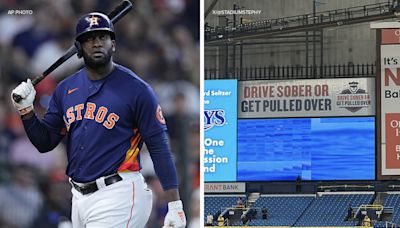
[
  {"left": 385, "top": 113, "right": 400, "bottom": 169},
  {"left": 382, "top": 29, "right": 400, "bottom": 44}
]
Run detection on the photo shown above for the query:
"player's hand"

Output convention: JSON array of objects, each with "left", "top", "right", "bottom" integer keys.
[
  {"left": 11, "top": 79, "right": 36, "bottom": 115},
  {"left": 163, "top": 200, "right": 186, "bottom": 228}
]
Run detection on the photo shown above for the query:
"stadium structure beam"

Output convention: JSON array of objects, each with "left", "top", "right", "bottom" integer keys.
[{"left": 206, "top": 13, "right": 397, "bottom": 45}]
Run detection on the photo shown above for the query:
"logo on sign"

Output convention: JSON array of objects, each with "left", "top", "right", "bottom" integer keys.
[
  {"left": 204, "top": 109, "right": 226, "bottom": 131},
  {"left": 336, "top": 81, "right": 371, "bottom": 112}
]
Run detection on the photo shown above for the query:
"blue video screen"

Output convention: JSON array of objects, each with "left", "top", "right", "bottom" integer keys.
[{"left": 237, "top": 117, "right": 375, "bottom": 181}]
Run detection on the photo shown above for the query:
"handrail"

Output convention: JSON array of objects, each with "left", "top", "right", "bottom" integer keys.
[
  {"left": 205, "top": 63, "right": 376, "bottom": 80},
  {"left": 318, "top": 185, "right": 375, "bottom": 190},
  {"left": 386, "top": 221, "right": 398, "bottom": 228},
  {"left": 354, "top": 204, "right": 384, "bottom": 220}
]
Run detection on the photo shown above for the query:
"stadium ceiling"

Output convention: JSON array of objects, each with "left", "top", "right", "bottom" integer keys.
[{"left": 205, "top": 2, "right": 400, "bottom": 45}]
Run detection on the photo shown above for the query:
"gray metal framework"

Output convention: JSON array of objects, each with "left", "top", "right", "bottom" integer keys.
[
  {"left": 204, "top": 0, "right": 400, "bottom": 80},
  {"left": 205, "top": 1, "right": 399, "bottom": 44}
]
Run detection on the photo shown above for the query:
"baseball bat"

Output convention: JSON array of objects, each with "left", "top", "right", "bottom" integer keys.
[{"left": 12, "top": 0, "right": 133, "bottom": 103}]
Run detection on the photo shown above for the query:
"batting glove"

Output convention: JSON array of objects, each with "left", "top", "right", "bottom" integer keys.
[
  {"left": 163, "top": 200, "right": 186, "bottom": 228},
  {"left": 11, "top": 79, "right": 36, "bottom": 116}
]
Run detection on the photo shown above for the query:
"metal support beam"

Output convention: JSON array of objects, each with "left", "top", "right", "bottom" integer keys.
[
  {"left": 225, "top": 44, "right": 229, "bottom": 78},
  {"left": 306, "top": 31, "right": 309, "bottom": 77},
  {"left": 240, "top": 42, "right": 243, "bottom": 79},
  {"left": 320, "top": 28, "right": 324, "bottom": 76},
  {"left": 232, "top": 4, "right": 237, "bottom": 78},
  {"left": 313, "top": 0, "right": 317, "bottom": 77}
]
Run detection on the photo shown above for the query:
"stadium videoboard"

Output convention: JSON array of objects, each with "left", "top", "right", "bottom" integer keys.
[
  {"left": 204, "top": 79, "right": 376, "bottom": 182},
  {"left": 204, "top": 80, "right": 237, "bottom": 182},
  {"left": 237, "top": 117, "right": 376, "bottom": 181}
]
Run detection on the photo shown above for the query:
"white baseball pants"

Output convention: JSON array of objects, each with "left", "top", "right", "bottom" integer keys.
[{"left": 70, "top": 172, "right": 153, "bottom": 228}]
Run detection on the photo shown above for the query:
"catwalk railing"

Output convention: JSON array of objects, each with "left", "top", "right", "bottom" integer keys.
[
  {"left": 204, "top": 63, "right": 376, "bottom": 80},
  {"left": 205, "top": 1, "right": 399, "bottom": 44}
]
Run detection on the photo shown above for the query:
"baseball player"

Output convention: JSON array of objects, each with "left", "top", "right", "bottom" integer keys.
[{"left": 11, "top": 12, "right": 186, "bottom": 228}]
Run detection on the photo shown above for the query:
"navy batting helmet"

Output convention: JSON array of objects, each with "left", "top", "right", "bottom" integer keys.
[{"left": 75, "top": 12, "right": 115, "bottom": 42}]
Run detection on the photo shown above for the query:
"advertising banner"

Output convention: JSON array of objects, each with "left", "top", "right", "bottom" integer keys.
[
  {"left": 381, "top": 44, "right": 400, "bottom": 175},
  {"left": 204, "top": 182, "right": 246, "bottom": 193},
  {"left": 204, "top": 80, "right": 237, "bottom": 182},
  {"left": 238, "top": 78, "right": 375, "bottom": 118}
]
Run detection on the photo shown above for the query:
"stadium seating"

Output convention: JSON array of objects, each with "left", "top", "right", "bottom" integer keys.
[
  {"left": 250, "top": 195, "right": 315, "bottom": 226},
  {"left": 294, "top": 193, "right": 374, "bottom": 227},
  {"left": 204, "top": 195, "right": 242, "bottom": 222},
  {"left": 374, "top": 193, "right": 400, "bottom": 228},
  {"left": 385, "top": 194, "right": 400, "bottom": 224},
  {"left": 204, "top": 193, "right": 400, "bottom": 227}
]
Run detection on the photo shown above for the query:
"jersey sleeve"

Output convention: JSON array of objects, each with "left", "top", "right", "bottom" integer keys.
[
  {"left": 145, "top": 131, "right": 178, "bottom": 190},
  {"left": 42, "top": 89, "right": 66, "bottom": 135},
  {"left": 133, "top": 84, "right": 167, "bottom": 140}
]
